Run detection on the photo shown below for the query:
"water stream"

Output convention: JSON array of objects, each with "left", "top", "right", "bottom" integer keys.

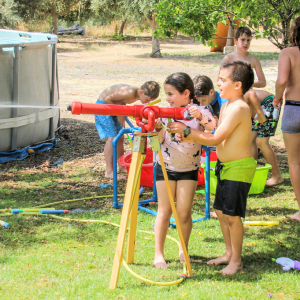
[{"left": 0, "top": 104, "right": 66, "bottom": 109}]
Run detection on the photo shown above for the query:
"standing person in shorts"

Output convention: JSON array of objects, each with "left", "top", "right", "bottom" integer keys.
[
  {"left": 154, "top": 73, "right": 216, "bottom": 269},
  {"left": 95, "top": 82, "right": 160, "bottom": 179},
  {"left": 273, "top": 16, "right": 300, "bottom": 222},
  {"left": 168, "top": 61, "right": 257, "bottom": 275},
  {"left": 246, "top": 89, "right": 284, "bottom": 186},
  {"left": 222, "top": 27, "right": 267, "bottom": 125}
]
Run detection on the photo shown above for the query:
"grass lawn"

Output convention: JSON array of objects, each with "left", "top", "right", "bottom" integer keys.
[{"left": 0, "top": 36, "right": 299, "bottom": 300}]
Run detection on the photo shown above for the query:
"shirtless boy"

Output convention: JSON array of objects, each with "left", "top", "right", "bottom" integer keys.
[
  {"left": 222, "top": 27, "right": 267, "bottom": 124},
  {"left": 245, "top": 89, "right": 283, "bottom": 186},
  {"left": 273, "top": 16, "right": 300, "bottom": 221},
  {"left": 95, "top": 82, "right": 160, "bottom": 178},
  {"left": 168, "top": 61, "right": 257, "bottom": 275}
]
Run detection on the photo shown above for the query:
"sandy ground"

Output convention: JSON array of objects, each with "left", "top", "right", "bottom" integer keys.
[{"left": 57, "top": 35, "right": 280, "bottom": 123}]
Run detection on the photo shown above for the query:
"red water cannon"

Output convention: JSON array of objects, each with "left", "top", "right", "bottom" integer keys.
[{"left": 67, "top": 102, "right": 193, "bottom": 132}]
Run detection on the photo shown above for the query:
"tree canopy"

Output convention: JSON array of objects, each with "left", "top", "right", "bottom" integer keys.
[{"left": 155, "top": 0, "right": 300, "bottom": 49}]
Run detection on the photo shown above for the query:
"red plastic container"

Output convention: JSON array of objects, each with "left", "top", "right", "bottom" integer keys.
[
  {"left": 201, "top": 149, "right": 218, "bottom": 161},
  {"left": 119, "top": 148, "right": 207, "bottom": 187},
  {"left": 119, "top": 148, "right": 154, "bottom": 187},
  {"left": 199, "top": 149, "right": 218, "bottom": 185}
]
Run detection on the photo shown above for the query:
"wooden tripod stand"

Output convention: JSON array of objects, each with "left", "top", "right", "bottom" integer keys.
[{"left": 109, "top": 132, "right": 193, "bottom": 290}]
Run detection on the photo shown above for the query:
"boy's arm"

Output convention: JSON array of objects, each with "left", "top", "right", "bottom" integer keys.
[
  {"left": 198, "top": 107, "right": 217, "bottom": 131},
  {"left": 105, "top": 88, "right": 136, "bottom": 103},
  {"left": 245, "top": 90, "right": 267, "bottom": 123},
  {"left": 252, "top": 57, "right": 266, "bottom": 88},
  {"left": 168, "top": 105, "right": 246, "bottom": 146}
]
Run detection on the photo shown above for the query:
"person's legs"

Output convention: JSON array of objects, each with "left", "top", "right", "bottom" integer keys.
[
  {"left": 154, "top": 180, "right": 176, "bottom": 269},
  {"left": 117, "top": 135, "right": 126, "bottom": 173},
  {"left": 256, "top": 136, "right": 284, "bottom": 186},
  {"left": 175, "top": 180, "right": 197, "bottom": 263},
  {"left": 104, "top": 137, "right": 126, "bottom": 179},
  {"left": 207, "top": 209, "right": 232, "bottom": 266},
  {"left": 219, "top": 215, "right": 244, "bottom": 275},
  {"left": 250, "top": 131, "right": 258, "bottom": 160},
  {"left": 283, "top": 132, "right": 300, "bottom": 221}
]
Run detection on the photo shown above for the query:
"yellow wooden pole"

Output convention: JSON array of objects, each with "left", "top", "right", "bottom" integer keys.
[
  {"left": 109, "top": 151, "right": 142, "bottom": 290},
  {"left": 157, "top": 150, "right": 193, "bottom": 276},
  {"left": 126, "top": 159, "right": 142, "bottom": 264}
]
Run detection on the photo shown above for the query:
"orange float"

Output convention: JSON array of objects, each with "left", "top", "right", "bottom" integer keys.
[{"left": 210, "top": 19, "right": 239, "bottom": 52}]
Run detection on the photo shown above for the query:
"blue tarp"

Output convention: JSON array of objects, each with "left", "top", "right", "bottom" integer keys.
[{"left": 0, "top": 140, "right": 57, "bottom": 164}]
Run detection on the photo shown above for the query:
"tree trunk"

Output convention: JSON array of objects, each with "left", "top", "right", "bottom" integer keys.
[
  {"left": 226, "top": 22, "right": 234, "bottom": 46},
  {"left": 282, "top": 18, "right": 292, "bottom": 48},
  {"left": 52, "top": 1, "right": 58, "bottom": 35},
  {"left": 119, "top": 19, "right": 127, "bottom": 36},
  {"left": 148, "top": 17, "right": 162, "bottom": 58}
]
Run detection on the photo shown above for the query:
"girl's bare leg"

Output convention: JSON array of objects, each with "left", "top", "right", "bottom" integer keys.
[
  {"left": 154, "top": 180, "right": 176, "bottom": 269},
  {"left": 283, "top": 132, "right": 300, "bottom": 221},
  {"left": 256, "top": 136, "right": 284, "bottom": 186},
  {"left": 175, "top": 180, "right": 197, "bottom": 262}
]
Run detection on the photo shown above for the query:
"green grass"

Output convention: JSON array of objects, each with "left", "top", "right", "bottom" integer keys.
[
  {"left": 143, "top": 51, "right": 279, "bottom": 62},
  {"left": 0, "top": 125, "right": 299, "bottom": 299},
  {"left": 1, "top": 169, "right": 299, "bottom": 299}
]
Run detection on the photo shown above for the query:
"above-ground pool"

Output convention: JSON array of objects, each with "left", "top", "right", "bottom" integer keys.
[{"left": 0, "top": 29, "right": 59, "bottom": 152}]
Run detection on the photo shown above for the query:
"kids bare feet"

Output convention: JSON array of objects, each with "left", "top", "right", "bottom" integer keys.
[
  {"left": 105, "top": 172, "right": 126, "bottom": 180},
  {"left": 118, "top": 166, "right": 127, "bottom": 173},
  {"left": 265, "top": 177, "right": 284, "bottom": 187},
  {"left": 207, "top": 254, "right": 231, "bottom": 266},
  {"left": 290, "top": 211, "right": 300, "bottom": 222},
  {"left": 210, "top": 211, "right": 218, "bottom": 219},
  {"left": 154, "top": 256, "right": 168, "bottom": 269},
  {"left": 219, "top": 262, "right": 243, "bottom": 275},
  {"left": 179, "top": 251, "right": 190, "bottom": 264}
]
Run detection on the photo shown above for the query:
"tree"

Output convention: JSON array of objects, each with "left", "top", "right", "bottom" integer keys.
[
  {"left": 0, "top": 0, "right": 20, "bottom": 28},
  {"left": 154, "top": 0, "right": 300, "bottom": 49},
  {"left": 118, "top": 0, "right": 162, "bottom": 57},
  {"left": 92, "top": 0, "right": 162, "bottom": 57}
]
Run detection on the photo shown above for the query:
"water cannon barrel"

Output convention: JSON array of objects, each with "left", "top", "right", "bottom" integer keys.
[{"left": 68, "top": 101, "right": 189, "bottom": 120}]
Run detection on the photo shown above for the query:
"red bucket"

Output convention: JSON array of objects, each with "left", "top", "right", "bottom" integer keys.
[
  {"left": 119, "top": 148, "right": 206, "bottom": 187},
  {"left": 199, "top": 149, "right": 217, "bottom": 185},
  {"left": 201, "top": 148, "right": 218, "bottom": 161}
]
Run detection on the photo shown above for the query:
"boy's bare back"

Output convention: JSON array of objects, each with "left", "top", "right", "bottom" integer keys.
[
  {"left": 99, "top": 84, "right": 139, "bottom": 105},
  {"left": 217, "top": 99, "right": 252, "bottom": 162}
]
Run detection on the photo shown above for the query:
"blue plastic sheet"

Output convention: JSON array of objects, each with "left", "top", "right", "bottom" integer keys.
[{"left": 0, "top": 140, "right": 57, "bottom": 164}]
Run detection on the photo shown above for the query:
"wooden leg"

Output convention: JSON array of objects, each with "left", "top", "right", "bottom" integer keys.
[
  {"left": 157, "top": 150, "right": 193, "bottom": 276},
  {"left": 109, "top": 151, "right": 142, "bottom": 290},
  {"left": 126, "top": 156, "right": 143, "bottom": 263}
]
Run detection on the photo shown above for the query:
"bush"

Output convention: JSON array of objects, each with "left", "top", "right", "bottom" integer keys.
[{"left": 0, "top": 0, "right": 21, "bottom": 29}]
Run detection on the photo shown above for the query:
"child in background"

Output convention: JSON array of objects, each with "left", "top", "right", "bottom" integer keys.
[
  {"left": 273, "top": 16, "right": 300, "bottom": 221},
  {"left": 193, "top": 75, "right": 228, "bottom": 121},
  {"left": 95, "top": 82, "right": 160, "bottom": 179},
  {"left": 168, "top": 61, "right": 257, "bottom": 275},
  {"left": 246, "top": 89, "right": 284, "bottom": 186},
  {"left": 154, "top": 73, "right": 216, "bottom": 269},
  {"left": 222, "top": 27, "right": 267, "bottom": 124},
  {"left": 193, "top": 75, "right": 228, "bottom": 219}
]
